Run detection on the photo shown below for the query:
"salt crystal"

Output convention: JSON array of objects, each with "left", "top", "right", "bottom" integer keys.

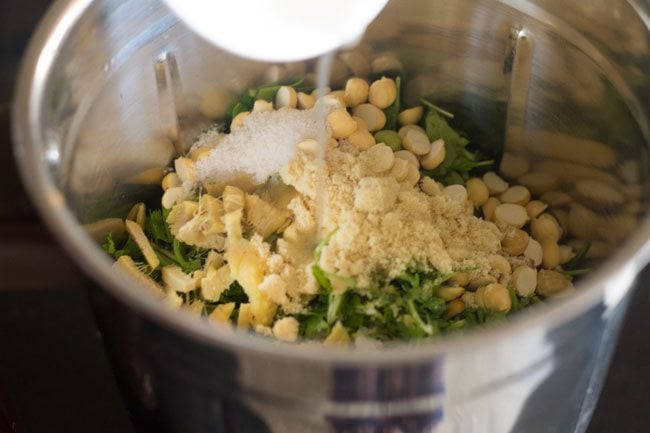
[
  {"left": 192, "top": 125, "right": 224, "bottom": 150},
  {"left": 193, "top": 108, "right": 327, "bottom": 186}
]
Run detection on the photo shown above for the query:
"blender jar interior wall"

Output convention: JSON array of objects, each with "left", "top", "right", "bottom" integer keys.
[{"left": 43, "top": 0, "right": 648, "bottom": 246}]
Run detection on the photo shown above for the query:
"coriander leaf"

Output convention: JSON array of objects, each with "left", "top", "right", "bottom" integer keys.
[
  {"left": 422, "top": 107, "right": 493, "bottom": 185},
  {"left": 447, "top": 319, "right": 468, "bottom": 331},
  {"left": 424, "top": 109, "right": 468, "bottom": 148},
  {"left": 152, "top": 244, "right": 180, "bottom": 267},
  {"left": 300, "top": 313, "right": 330, "bottom": 339},
  {"left": 461, "top": 308, "right": 479, "bottom": 326},
  {"left": 517, "top": 296, "right": 533, "bottom": 310},
  {"left": 151, "top": 243, "right": 190, "bottom": 270},
  {"left": 484, "top": 311, "right": 507, "bottom": 323},
  {"left": 229, "top": 100, "right": 253, "bottom": 119},
  {"left": 418, "top": 279, "right": 438, "bottom": 302},
  {"left": 441, "top": 171, "right": 466, "bottom": 186},
  {"left": 420, "top": 92, "right": 507, "bottom": 161},
  {"left": 406, "top": 299, "right": 435, "bottom": 336},
  {"left": 340, "top": 293, "right": 364, "bottom": 331},
  {"left": 102, "top": 232, "right": 116, "bottom": 256},
  {"left": 219, "top": 282, "right": 249, "bottom": 304},
  {"left": 509, "top": 288, "right": 521, "bottom": 312},
  {"left": 297, "top": 292, "right": 330, "bottom": 338},
  {"left": 201, "top": 283, "right": 249, "bottom": 318},
  {"left": 227, "top": 77, "right": 311, "bottom": 121},
  {"left": 397, "top": 273, "right": 420, "bottom": 292},
  {"left": 115, "top": 237, "right": 142, "bottom": 260},
  {"left": 255, "top": 86, "right": 280, "bottom": 102},
  {"left": 172, "top": 239, "right": 203, "bottom": 273},
  {"left": 150, "top": 239, "right": 202, "bottom": 274},
  {"left": 419, "top": 296, "right": 447, "bottom": 318},
  {"left": 143, "top": 207, "right": 204, "bottom": 273},
  {"left": 146, "top": 209, "right": 173, "bottom": 244}
]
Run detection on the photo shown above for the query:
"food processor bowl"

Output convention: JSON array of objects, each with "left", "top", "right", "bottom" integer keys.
[{"left": 12, "top": 0, "right": 650, "bottom": 432}]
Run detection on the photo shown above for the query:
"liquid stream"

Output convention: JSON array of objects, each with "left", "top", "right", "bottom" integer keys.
[{"left": 313, "top": 51, "right": 336, "bottom": 241}]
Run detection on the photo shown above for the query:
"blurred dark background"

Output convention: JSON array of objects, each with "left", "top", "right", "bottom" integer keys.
[
  {"left": 0, "top": 0, "right": 52, "bottom": 105},
  {"left": 0, "top": 1, "right": 648, "bottom": 433}
]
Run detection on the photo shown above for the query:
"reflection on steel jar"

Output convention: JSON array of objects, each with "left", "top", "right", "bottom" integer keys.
[{"left": 12, "top": 0, "right": 650, "bottom": 432}]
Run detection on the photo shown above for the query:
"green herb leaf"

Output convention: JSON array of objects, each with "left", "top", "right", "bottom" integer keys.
[
  {"left": 146, "top": 209, "right": 173, "bottom": 244},
  {"left": 406, "top": 299, "right": 436, "bottom": 336},
  {"left": 219, "top": 282, "right": 249, "bottom": 304},
  {"left": 484, "top": 311, "right": 508, "bottom": 323},
  {"left": 419, "top": 296, "right": 447, "bottom": 318},
  {"left": 102, "top": 232, "right": 117, "bottom": 256},
  {"left": 151, "top": 244, "right": 179, "bottom": 267},
  {"left": 115, "top": 237, "right": 142, "bottom": 260},
  {"left": 172, "top": 239, "right": 203, "bottom": 273},
  {"left": 419, "top": 92, "right": 507, "bottom": 161},
  {"left": 227, "top": 77, "right": 312, "bottom": 120},
  {"left": 326, "top": 269, "right": 455, "bottom": 341},
  {"left": 421, "top": 106, "right": 493, "bottom": 185},
  {"left": 340, "top": 293, "right": 365, "bottom": 332},
  {"left": 423, "top": 109, "right": 468, "bottom": 148},
  {"left": 509, "top": 287, "right": 521, "bottom": 312},
  {"left": 300, "top": 313, "right": 330, "bottom": 339},
  {"left": 130, "top": 207, "right": 204, "bottom": 274},
  {"left": 396, "top": 271, "right": 420, "bottom": 291}
]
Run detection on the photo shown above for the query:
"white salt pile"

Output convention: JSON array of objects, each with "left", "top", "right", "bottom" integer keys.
[{"left": 194, "top": 108, "right": 326, "bottom": 185}]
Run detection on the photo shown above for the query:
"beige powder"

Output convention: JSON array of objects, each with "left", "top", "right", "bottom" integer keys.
[
  {"left": 279, "top": 144, "right": 503, "bottom": 289},
  {"left": 192, "top": 121, "right": 505, "bottom": 307}
]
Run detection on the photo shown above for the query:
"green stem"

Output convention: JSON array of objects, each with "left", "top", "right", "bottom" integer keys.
[
  {"left": 173, "top": 239, "right": 191, "bottom": 269},
  {"left": 420, "top": 97, "right": 455, "bottom": 119},
  {"left": 473, "top": 159, "right": 495, "bottom": 167},
  {"left": 327, "top": 292, "right": 346, "bottom": 325},
  {"left": 406, "top": 299, "right": 434, "bottom": 336},
  {"left": 152, "top": 244, "right": 178, "bottom": 265}
]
